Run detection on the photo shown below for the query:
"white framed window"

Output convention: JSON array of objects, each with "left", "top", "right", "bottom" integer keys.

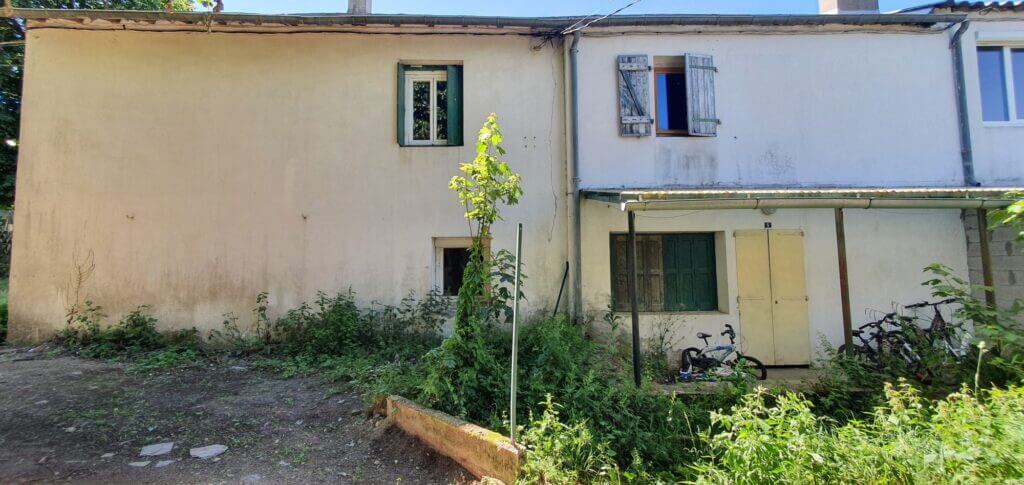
[
  {"left": 404, "top": 70, "right": 448, "bottom": 145},
  {"left": 977, "top": 45, "right": 1024, "bottom": 125},
  {"left": 433, "top": 237, "right": 483, "bottom": 297}
]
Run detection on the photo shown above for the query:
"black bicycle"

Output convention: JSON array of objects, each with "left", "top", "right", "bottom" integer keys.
[
  {"left": 838, "top": 311, "right": 925, "bottom": 375},
  {"left": 680, "top": 324, "right": 768, "bottom": 381},
  {"left": 904, "top": 298, "right": 969, "bottom": 360}
]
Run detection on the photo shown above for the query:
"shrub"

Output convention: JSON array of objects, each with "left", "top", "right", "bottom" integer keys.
[
  {"left": 55, "top": 304, "right": 203, "bottom": 369},
  {"left": 273, "top": 289, "right": 448, "bottom": 361},
  {"left": 519, "top": 395, "right": 619, "bottom": 484}
]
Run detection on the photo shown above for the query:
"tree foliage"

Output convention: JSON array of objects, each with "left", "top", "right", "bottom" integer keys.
[
  {"left": 0, "top": 0, "right": 206, "bottom": 208},
  {"left": 989, "top": 192, "right": 1024, "bottom": 244}
]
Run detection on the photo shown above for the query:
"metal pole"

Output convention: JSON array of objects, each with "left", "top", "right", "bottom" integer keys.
[
  {"left": 627, "top": 211, "right": 642, "bottom": 387},
  {"left": 509, "top": 223, "right": 523, "bottom": 445},
  {"left": 977, "top": 209, "right": 996, "bottom": 307},
  {"left": 553, "top": 261, "right": 569, "bottom": 318},
  {"left": 834, "top": 208, "right": 854, "bottom": 352}
]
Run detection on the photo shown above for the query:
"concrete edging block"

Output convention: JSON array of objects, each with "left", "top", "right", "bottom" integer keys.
[{"left": 385, "top": 395, "right": 523, "bottom": 484}]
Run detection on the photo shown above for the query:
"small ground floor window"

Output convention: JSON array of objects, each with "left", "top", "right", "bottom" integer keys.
[
  {"left": 610, "top": 232, "right": 718, "bottom": 312},
  {"left": 442, "top": 247, "right": 470, "bottom": 296},
  {"left": 434, "top": 237, "right": 484, "bottom": 297}
]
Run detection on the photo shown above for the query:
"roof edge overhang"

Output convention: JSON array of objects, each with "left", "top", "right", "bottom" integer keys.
[
  {"left": 6, "top": 8, "right": 966, "bottom": 35},
  {"left": 582, "top": 187, "right": 1023, "bottom": 211}
]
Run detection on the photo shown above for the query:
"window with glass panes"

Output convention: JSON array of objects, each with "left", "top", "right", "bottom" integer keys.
[
  {"left": 977, "top": 46, "right": 1024, "bottom": 123},
  {"left": 397, "top": 64, "right": 463, "bottom": 146}
]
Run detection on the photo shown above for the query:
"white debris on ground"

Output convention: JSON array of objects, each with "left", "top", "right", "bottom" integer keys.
[
  {"left": 190, "top": 445, "right": 228, "bottom": 459},
  {"left": 139, "top": 442, "right": 174, "bottom": 457}
]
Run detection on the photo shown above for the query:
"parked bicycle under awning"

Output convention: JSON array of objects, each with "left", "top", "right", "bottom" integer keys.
[{"left": 581, "top": 186, "right": 1024, "bottom": 386}]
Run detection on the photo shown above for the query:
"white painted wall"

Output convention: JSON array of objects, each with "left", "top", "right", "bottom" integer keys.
[
  {"left": 10, "top": 29, "right": 567, "bottom": 341},
  {"left": 574, "top": 30, "right": 965, "bottom": 190},
  {"left": 580, "top": 201, "right": 970, "bottom": 359},
  {"left": 956, "top": 17, "right": 1024, "bottom": 186}
]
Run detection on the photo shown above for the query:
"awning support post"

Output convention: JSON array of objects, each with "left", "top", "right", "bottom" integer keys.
[
  {"left": 977, "top": 208, "right": 996, "bottom": 307},
  {"left": 627, "top": 210, "right": 642, "bottom": 387},
  {"left": 834, "top": 208, "right": 854, "bottom": 352}
]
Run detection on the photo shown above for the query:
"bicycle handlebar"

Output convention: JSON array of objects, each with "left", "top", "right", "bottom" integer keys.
[{"left": 906, "top": 298, "right": 958, "bottom": 309}]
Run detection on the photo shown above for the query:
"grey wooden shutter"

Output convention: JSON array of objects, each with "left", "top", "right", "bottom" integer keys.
[
  {"left": 685, "top": 54, "right": 718, "bottom": 137},
  {"left": 617, "top": 55, "right": 652, "bottom": 137}
]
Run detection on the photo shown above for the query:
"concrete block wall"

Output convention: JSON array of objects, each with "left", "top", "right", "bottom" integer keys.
[{"left": 964, "top": 210, "right": 1024, "bottom": 309}]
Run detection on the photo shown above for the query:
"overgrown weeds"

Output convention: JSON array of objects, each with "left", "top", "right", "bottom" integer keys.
[{"left": 695, "top": 383, "right": 1024, "bottom": 484}]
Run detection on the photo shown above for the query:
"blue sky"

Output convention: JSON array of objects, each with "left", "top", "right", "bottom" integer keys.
[{"left": 220, "top": 1, "right": 932, "bottom": 16}]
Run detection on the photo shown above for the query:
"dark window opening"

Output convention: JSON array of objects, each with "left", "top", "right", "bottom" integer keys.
[
  {"left": 655, "top": 68, "right": 688, "bottom": 135},
  {"left": 443, "top": 247, "right": 470, "bottom": 296},
  {"left": 610, "top": 233, "right": 718, "bottom": 312}
]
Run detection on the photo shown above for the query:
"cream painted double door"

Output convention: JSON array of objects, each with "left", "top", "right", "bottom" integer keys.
[{"left": 734, "top": 229, "right": 810, "bottom": 366}]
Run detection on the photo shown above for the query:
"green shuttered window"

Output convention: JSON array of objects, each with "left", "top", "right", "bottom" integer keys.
[
  {"left": 397, "top": 64, "right": 463, "bottom": 147},
  {"left": 610, "top": 233, "right": 718, "bottom": 312}
]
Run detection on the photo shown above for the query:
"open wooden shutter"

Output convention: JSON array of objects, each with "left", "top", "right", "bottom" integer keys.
[
  {"left": 617, "top": 55, "right": 652, "bottom": 137},
  {"left": 611, "top": 235, "right": 629, "bottom": 310},
  {"left": 610, "top": 234, "right": 663, "bottom": 311},
  {"left": 640, "top": 236, "right": 664, "bottom": 312},
  {"left": 685, "top": 54, "right": 718, "bottom": 137},
  {"left": 397, "top": 63, "right": 407, "bottom": 146},
  {"left": 446, "top": 65, "right": 463, "bottom": 146}
]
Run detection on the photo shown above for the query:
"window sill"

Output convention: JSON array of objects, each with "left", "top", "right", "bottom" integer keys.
[
  {"left": 399, "top": 143, "right": 464, "bottom": 148},
  {"left": 982, "top": 121, "right": 1024, "bottom": 128}
]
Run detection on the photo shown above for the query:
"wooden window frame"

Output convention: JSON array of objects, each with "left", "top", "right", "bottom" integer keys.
[{"left": 653, "top": 67, "right": 690, "bottom": 137}]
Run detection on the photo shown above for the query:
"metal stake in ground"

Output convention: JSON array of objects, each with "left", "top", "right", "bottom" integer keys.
[{"left": 509, "top": 223, "right": 523, "bottom": 446}]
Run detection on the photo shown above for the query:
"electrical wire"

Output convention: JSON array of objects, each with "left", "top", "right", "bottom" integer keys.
[
  {"left": 561, "top": 0, "right": 647, "bottom": 34},
  {"left": 559, "top": 0, "right": 619, "bottom": 36}
]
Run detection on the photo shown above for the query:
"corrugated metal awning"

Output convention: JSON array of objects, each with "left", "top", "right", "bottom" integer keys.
[{"left": 582, "top": 187, "right": 1023, "bottom": 211}]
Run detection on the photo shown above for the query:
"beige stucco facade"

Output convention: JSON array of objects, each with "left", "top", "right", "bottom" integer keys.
[{"left": 9, "top": 28, "right": 567, "bottom": 341}]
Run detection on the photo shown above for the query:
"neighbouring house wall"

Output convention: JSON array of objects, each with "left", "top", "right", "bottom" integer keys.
[
  {"left": 949, "top": 14, "right": 1024, "bottom": 310},
  {"left": 9, "top": 29, "right": 567, "bottom": 342},
  {"left": 574, "top": 29, "right": 964, "bottom": 189},
  {"left": 580, "top": 202, "right": 970, "bottom": 359},
  {"left": 964, "top": 210, "right": 1024, "bottom": 309},
  {"left": 948, "top": 14, "right": 1024, "bottom": 186}
]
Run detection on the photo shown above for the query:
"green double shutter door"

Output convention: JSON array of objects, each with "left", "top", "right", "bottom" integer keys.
[
  {"left": 663, "top": 234, "right": 717, "bottom": 312},
  {"left": 396, "top": 64, "right": 463, "bottom": 146}
]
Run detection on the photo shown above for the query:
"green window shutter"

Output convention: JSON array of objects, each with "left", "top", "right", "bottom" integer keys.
[
  {"left": 663, "top": 234, "right": 717, "bottom": 312},
  {"left": 663, "top": 236, "right": 681, "bottom": 311},
  {"left": 446, "top": 65, "right": 463, "bottom": 146},
  {"left": 691, "top": 235, "right": 717, "bottom": 311},
  {"left": 397, "top": 63, "right": 407, "bottom": 146}
]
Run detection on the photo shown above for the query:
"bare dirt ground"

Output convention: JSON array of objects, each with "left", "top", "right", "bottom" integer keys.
[{"left": 0, "top": 346, "right": 471, "bottom": 484}]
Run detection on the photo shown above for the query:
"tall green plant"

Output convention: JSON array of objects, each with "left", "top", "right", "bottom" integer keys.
[
  {"left": 420, "top": 114, "right": 523, "bottom": 418},
  {"left": 448, "top": 113, "right": 522, "bottom": 242}
]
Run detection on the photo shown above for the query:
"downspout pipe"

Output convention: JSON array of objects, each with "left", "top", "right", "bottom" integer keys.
[
  {"left": 568, "top": 31, "right": 583, "bottom": 319},
  {"left": 951, "top": 20, "right": 978, "bottom": 186}
]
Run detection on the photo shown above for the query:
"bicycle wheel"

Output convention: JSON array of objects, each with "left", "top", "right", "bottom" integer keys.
[
  {"left": 838, "top": 344, "right": 878, "bottom": 367},
  {"left": 680, "top": 347, "right": 700, "bottom": 374},
  {"left": 882, "top": 331, "right": 925, "bottom": 375},
  {"left": 732, "top": 354, "right": 768, "bottom": 381}
]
